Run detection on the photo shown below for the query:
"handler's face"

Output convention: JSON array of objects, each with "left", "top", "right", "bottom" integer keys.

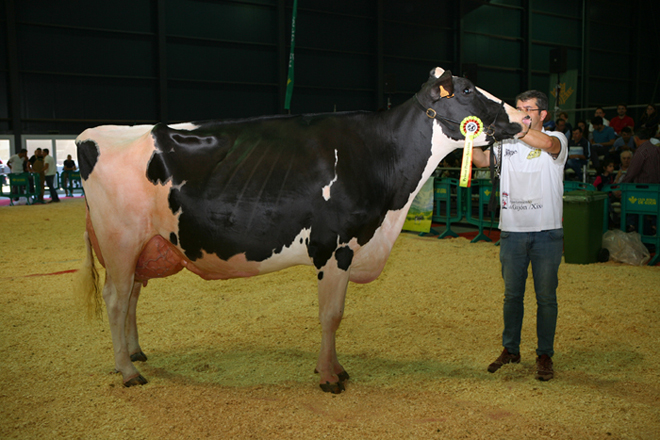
[{"left": 516, "top": 99, "right": 544, "bottom": 130}]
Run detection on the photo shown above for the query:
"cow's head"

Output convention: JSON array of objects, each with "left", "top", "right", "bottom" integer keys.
[{"left": 416, "top": 67, "right": 529, "bottom": 145}]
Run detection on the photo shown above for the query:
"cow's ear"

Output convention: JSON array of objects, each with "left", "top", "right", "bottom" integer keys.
[{"left": 430, "top": 70, "right": 454, "bottom": 101}]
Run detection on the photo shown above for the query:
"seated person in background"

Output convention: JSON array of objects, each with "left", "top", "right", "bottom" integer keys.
[
  {"left": 593, "top": 160, "right": 616, "bottom": 191},
  {"left": 555, "top": 118, "right": 571, "bottom": 139},
  {"left": 566, "top": 126, "right": 592, "bottom": 180},
  {"left": 615, "top": 150, "right": 633, "bottom": 183},
  {"left": 610, "top": 126, "right": 636, "bottom": 165},
  {"left": 558, "top": 112, "right": 573, "bottom": 134},
  {"left": 638, "top": 104, "right": 659, "bottom": 137},
  {"left": 588, "top": 107, "right": 609, "bottom": 136},
  {"left": 590, "top": 116, "right": 617, "bottom": 161},
  {"left": 609, "top": 103, "right": 635, "bottom": 135},
  {"left": 576, "top": 120, "right": 588, "bottom": 135}
]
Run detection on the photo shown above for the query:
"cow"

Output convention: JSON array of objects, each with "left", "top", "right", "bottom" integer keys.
[{"left": 76, "top": 67, "right": 528, "bottom": 393}]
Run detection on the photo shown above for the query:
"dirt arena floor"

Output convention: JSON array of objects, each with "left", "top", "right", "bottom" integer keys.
[{"left": 1, "top": 197, "right": 659, "bottom": 439}]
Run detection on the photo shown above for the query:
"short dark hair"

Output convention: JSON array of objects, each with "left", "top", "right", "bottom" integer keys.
[
  {"left": 556, "top": 118, "right": 566, "bottom": 125},
  {"left": 635, "top": 126, "right": 654, "bottom": 140},
  {"left": 43, "top": 148, "right": 49, "bottom": 154},
  {"left": 20, "top": 148, "right": 28, "bottom": 153},
  {"left": 572, "top": 126, "right": 583, "bottom": 133},
  {"left": 591, "top": 116, "right": 603, "bottom": 126},
  {"left": 621, "top": 126, "right": 633, "bottom": 134},
  {"left": 515, "top": 90, "right": 548, "bottom": 111},
  {"left": 617, "top": 103, "right": 628, "bottom": 109}
]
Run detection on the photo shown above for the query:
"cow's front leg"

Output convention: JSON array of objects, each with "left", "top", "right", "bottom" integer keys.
[
  {"left": 315, "top": 259, "right": 351, "bottom": 394},
  {"left": 125, "top": 282, "right": 147, "bottom": 362},
  {"left": 103, "top": 273, "right": 147, "bottom": 387}
]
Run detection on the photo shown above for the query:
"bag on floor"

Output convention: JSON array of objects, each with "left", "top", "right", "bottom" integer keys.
[{"left": 602, "top": 229, "right": 650, "bottom": 266}]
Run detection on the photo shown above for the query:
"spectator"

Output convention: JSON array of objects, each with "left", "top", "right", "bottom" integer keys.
[
  {"left": 61, "top": 154, "right": 77, "bottom": 195},
  {"left": 590, "top": 116, "right": 617, "bottom": 161},
  {"left": 7, "top": 148, "right": 28, "bottom": 175},
  {"left": 576, "top": 120, "right": 588, "bottom": 135},
  {"left": 566, "top": 126, "right": 591, "bottom": 180},
  {"left": 588, "top": 107, "right": 609, "bottom": 136},
  {"left": 620, "top": 127, "right": 660, "bottom": 184},
  {"left": 555, "top": 118, "right": 571, "bottom": 139},
  {"left": 610, "top": 127, "right": 635, "bottom": 165},
  {"left": 42, "top": 148, "right": 60, "bottom": 203},
  {"left": 609, "top": 103, "right": 635, "bottom": 135},
  {"left": 593, "top": 160, "right": 616, "bottom": 191},
  {"left": 558, "top": 112, "right": 573, "bottom": 134},
  {"left": 615, "top": 150, "right": 633, "bottom": 183},
  {"left": 7, "top": 149, "right": 28, "bottom": 201},
  {"left": 638, "top": 104, "right": 659, "bottom": 137},
  {"left": 29, "top": 148, "right": 45, "bottom": 202}
]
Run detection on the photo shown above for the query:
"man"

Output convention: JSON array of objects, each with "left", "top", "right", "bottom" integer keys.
[
  {"left": 61, "top": 154, "right": 77, "bottom": 194},
  {"left": 566, "top": 126, "right": 591, "bottom": 180},
  {"left": 612, "top": 126, "right": 635, "bottom": 154},
  {"left": 7, "top": 148, "right": 28, "bottom": 201},
  {"left": 588, "top": 107, "right": 609, "bottom": 136},
  {"left": 610, "top": 103, "right": 635, "bottom": 135},
  {"left": 615, "top": 150, "right": 633, "bottom": 183},
  {"left": 42, "top": 148, "right": 60, "bottom": 203},
  {"left": 555, "top": 118, "right": 571, "bottom": 139},
  {"left": 472, "top": 90, "right": 568, "bottom": 381},
  {"left": 7, "top": 148, "right": 28, "bottom": 174},
  {"left": 590, "top": 116, "right": 617, "bottom": 160},
  {"left": 620, "top": 127, "right": 660, "bottom": 184},
  {"left": 28, "top": 148, "right": 45, "bottom": 202}
]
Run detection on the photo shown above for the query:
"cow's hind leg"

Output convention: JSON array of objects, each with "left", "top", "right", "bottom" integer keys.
[
  {"left": 126, "top": 282, "right": 147, "bottom": 362},
  {"left": 103, "top": 272, "right": 147, "bottom": 387},
  {"left": 315, "top": 260, "right": 351, "bottom": 394}
]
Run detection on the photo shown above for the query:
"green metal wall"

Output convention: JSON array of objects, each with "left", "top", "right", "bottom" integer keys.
[{"left": 1, "top": 0, "right": 659, "bottom": 147}]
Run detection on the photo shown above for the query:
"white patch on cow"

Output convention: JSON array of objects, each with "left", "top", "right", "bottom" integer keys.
[
  {"left": 257, "top": 227, "right": 313, "bottom": 274},
  {"left": 168, "top": 122, "right": 200, "bottom": 131},
  {"left": 321, "top": 149, "right": 339, "bottom": 201},
  {"left": 476, "top": 86, "right": 526, "bottom": 134},
  {"left": 433, "top": 67, "right": 445, "bottom": 78}
]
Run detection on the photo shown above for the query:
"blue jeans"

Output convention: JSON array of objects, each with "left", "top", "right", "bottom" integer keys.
[{"left": 499, "top": 229, "right": 563, "bottom": 357}]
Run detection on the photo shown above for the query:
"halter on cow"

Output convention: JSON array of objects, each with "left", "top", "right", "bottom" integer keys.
[{"left": 77, "top": 67, "right": 528, "bottom": 393}]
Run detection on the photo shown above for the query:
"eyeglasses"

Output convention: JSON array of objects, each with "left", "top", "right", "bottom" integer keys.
[{"left": 516, "top": 107, "right": 543, "bottom": 112}]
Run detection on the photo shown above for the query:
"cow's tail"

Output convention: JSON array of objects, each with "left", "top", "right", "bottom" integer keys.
[{"left": 75, "top": 230, "right": 103, "bottom": 321}]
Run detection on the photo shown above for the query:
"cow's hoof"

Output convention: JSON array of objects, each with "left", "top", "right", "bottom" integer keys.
[
  {"left": 320, "top": 380, "right": 345, "bottom": 394},
  {"left": 123, "top": 375, "right": 148, "bottom": 387},
  {"left": 130, "top": 351, "right": 148, "bottom": 362},
  {"left": 337, "top": 370, "right": 350, "bottom": 383}
]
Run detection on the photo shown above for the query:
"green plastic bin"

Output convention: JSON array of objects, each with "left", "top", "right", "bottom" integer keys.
[{"left": 563, "top": 190, "right": 608, "bottom": 264}]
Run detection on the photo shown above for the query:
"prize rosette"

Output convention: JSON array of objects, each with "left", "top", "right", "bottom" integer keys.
[{"left": 458, "top": 116, "right": 484, "bottom": 188}]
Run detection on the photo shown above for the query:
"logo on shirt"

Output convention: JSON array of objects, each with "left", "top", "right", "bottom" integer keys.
[
  {"left": 502, "top": 192, "right": 509, "bottom": 209},
  {"left": 504, "top": 149, "right": 517, "bottom": 158},
  {"left": 527, "top": 149, "right": 542, "bottom": 159}
]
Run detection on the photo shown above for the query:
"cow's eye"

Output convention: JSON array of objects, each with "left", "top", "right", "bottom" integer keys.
[{"left": 463, "top": 88, "right": 472, "bottom": 94}]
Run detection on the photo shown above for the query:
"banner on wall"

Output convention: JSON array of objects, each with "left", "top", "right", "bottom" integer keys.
[
  {"left": 549, "top": 69, "right": 578, "bottom": 121},
  {"left": 402, "top": 178, "right": 434, "bottom": 233}
]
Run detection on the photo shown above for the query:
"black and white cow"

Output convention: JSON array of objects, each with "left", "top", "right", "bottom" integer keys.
[{"left": 77, "top": 68, "right": 527, "bottom": 393}]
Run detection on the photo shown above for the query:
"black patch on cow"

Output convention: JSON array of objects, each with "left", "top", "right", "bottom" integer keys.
[
  {"left": 170, "top": 233, "right": 178, "bottom": 246},
  {"left": 318, "top": 271, "right": 324, "bottom": 281},
  {"left": 142, "top": 72, "right": 520, "bottom": 269},
  {"left": 76, "top": 140, "right": 100, "bottom": 180},
  {"left": 334, "top": 246, "right": 353, "bottom": 271}
]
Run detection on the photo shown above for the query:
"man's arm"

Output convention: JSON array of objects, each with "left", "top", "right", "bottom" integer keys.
[
  {"left": 472, "top": 146, "right": 491, "bottom": 168},
  {"left": 519, "top": 129, "right": 562, "bottom": 155}
]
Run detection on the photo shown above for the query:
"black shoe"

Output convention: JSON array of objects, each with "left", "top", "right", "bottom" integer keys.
[
  {"left": 535, "top": 354, "right": 554, "bottom": 381},
  {"left": 488, "top": 348, "right": 521, "bottom": 373}
]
